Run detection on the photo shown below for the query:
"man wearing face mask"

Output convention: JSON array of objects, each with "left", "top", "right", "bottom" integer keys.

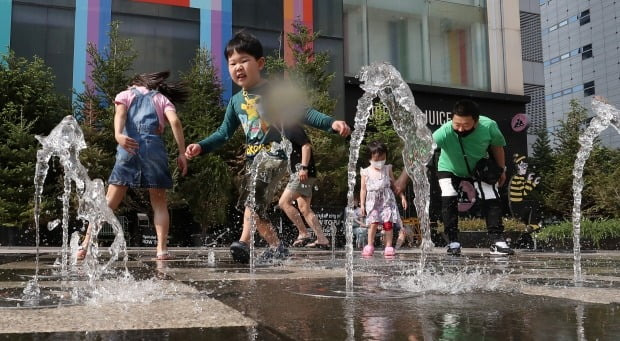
[{"left": 432, "top": 99, "right": 512, "bottom": 256}]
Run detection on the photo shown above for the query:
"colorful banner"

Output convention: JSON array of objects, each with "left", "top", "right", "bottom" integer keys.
[
  {"left": 283, "top": 0, "right": 313, "bottom": 66},
  {"left": 72, "top": 0, "right": 112, "bottom": 97},
  {"left": 0, "top": 0, "right": 11, "bottom": 59}
]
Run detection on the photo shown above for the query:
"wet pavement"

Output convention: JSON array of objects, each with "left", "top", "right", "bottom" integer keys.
[{"left": 1, "top": 247, "right": 620, "bottom": 340}]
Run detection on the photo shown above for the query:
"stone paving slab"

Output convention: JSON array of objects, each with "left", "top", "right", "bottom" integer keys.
[{"left": 0, "top": 297, "right": 256, "bottom": 333}]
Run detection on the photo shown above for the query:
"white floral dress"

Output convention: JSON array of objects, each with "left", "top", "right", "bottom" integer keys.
[{"left": 361, "top": 165, "right": 402, "bottom": 226}]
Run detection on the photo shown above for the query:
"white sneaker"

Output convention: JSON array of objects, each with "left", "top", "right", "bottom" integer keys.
[{"left": 490, "top": 241, "right": 514, "bottom": 255}]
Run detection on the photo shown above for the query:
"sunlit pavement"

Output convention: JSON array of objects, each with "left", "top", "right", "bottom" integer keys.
[{"left": 1, "top": 247, "right": 620, "bottom": 339}]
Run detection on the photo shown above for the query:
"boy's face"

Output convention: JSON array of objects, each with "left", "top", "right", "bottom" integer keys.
[{"left": 227, "top": 50, "right": 265, "bottom": 90}]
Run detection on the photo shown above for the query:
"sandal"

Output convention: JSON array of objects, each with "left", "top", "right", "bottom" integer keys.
[
  {"left": 76, "top": 246, "right": 87, "bottom": 261},
  {"left": 155, "top": 251, "right": 175, "bottom": 261},
  {"left": 306, "top": 240, "right": 330, "bottom": 250},
  {"left": 292, "top": 236, "right": 313, "bottom": 247}
]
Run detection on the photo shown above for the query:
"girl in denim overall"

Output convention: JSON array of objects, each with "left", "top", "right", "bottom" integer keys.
[{"left": 78, "top": 71, "right": 188, "bottom": 260}]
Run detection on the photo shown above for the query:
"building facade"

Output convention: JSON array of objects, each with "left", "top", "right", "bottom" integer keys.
[
  {"left": 2, "top": 0, "right": 529, "bottom": 154},
  {"left": 540, "top": 0, "right": 620, "bottom": 148},
  {"left": 520, "top": 0, "right": 546, "bottom": 154}
]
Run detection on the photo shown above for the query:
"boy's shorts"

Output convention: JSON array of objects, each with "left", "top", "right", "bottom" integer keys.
[
  {"left": 286, "top": 176, "right": 316, "bottom": 198},
  {"left": 237, "top": 156, "right": 288, "bottom": 218}
]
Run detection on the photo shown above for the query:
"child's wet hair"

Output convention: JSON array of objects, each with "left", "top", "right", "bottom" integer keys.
[
  {"left": 368, "top": 140, "right": 387, "bottom": 157},
  {"left": 225, "top": 31, "right": 263, "bottom": 61},
  {"left": 130, "top": 71, "right": 188, "bottom": 105}
]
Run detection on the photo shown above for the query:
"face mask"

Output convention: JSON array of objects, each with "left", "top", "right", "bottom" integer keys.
[
  {"left": 453, "top": 126, "right": 476, "bottom": 138},
  {"left": 370, "top": 160, "right": 385, "bottom": 169}
]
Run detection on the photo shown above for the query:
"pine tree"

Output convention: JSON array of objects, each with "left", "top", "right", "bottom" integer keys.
[
  {"left": 167, "top": 48, "right": 237, "bottom": 233},
  {"left": 544, "top": 100, "right": 598, "bottom": 217},
  {"left": 264, "top": 20, "right": 350, "bottom": 204},
  {"left": 0, "top": 52, "right": 70, "bottom": 228}
]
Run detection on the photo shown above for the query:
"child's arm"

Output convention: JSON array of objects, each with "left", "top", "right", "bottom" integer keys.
[
  {"left": 114, "top": 104, "right": 138, "bottom": 154},
  {"left": 303, "top": 108, "right": 351, "bottom": 137},
  {"left": 165, "top": 109, "right": 187, "bottom": 176},
  {"left": 186, "top": 101, "right": 240, "bottom": 159},
  {"left": 299, "top": 143, "right": 311, "bottom": 181}
]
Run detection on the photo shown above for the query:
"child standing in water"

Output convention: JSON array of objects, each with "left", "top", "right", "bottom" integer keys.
[
  {"left": 185, "top": 32, "right": 350, "bottom": 264},
  {"left": 360, "top": 141, "right": 407, "bottom": 258},
  {"left": 77, "top": 71, "right": 188, "bottom": 260}
]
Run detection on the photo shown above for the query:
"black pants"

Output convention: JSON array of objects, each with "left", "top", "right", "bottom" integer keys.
[{"left": 438, "top": 172, "right": 504, "bottom": 242}]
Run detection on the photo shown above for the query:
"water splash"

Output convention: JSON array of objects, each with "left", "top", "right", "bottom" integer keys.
[
  {"left": 345, "top": 62, "right": 435, "bottom": 293},
  {"left": 383, "top": 265, "right": 511, "bottom": 294},
  {"left": 30, "top": 116, "right": 128, "bottom": 298},
  {"left": 244, "top": 137, "right": 292, "bottom": 272},
  {"left": 572, "top": 98, "right": 620, "bottom": 284}
]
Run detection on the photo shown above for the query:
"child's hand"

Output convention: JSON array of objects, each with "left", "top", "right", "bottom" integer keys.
[
  {"left": 331, "top": 120, "right": 351, "bottom": 137},
  {"left": 401, "top": 196, "right": 408, "bottom": 210},
  {"left": 185, "top": 144, "right": 202, "bottom": 159},
  {"left": 116, "top": 134, "right": 138, "bottom": 154},
  {"left": 177, "top": 154, "right": 188, "bottom": 176},
  {"left": 298, "top": 169, "right": 308, "bottom": 182}
]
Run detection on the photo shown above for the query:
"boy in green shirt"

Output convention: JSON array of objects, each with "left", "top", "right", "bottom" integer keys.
[{"left": 185, "top": 32, "right": 350, "bottom": 263}]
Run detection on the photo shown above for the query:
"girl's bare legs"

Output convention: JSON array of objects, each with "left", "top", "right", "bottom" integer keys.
[
  {"left": 79, "top": 185, "right": 128, "bottom": 252},
  {"left": 240, "top": 207, "right": 280, "bottom": 247},
  {"left": 367, "top": 223, "right": 379, "bottom": 246},
  {"left": 296, "top": 195, "right": 329, "bottom": 245},
  {"left": 148, "top": 188, "right": 169, "bottom": 255},
  {"left": 278, "top": 189, "right": 311, "bottom": 241},
  {"left": 396, "top": 229, "right": 406, "bottom": 248},
  {"left": 384, "top": 229, "right": 393, "bottom": 248}
]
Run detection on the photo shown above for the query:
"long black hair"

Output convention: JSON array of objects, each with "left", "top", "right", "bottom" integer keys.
[{"left": 130, "top": 71, "right": 188, "bottom": 105}]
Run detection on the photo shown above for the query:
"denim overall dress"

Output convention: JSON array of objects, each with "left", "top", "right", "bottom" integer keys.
[{"left": 108, "top": 88, "right": 173, "bottom": 189}]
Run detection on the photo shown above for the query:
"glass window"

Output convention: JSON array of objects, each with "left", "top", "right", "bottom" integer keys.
[
  {"left": 112, "top": 11, "right": 200, "bottom": 79},
  {"left": 11, "top": 2, "right": 76, "bottom": 96},
  {"left": 367, "top": 0, "right": 427, "bottom": 83},
  {"left": 582, "top": 50, "right": 593, "bottom": 60},
  {"left": 550, "top": 56, "right": 560, "bottom": 64},
  {"left": 560, "top": 53, "right": 569, "bottom": 60},
  {"left": 544, "top": 60, "right": 551, "bottom": 67},
  {"left": 584, "top": 87, "right": 595, "bottom": 96},
  {"left": 572, "top": 84, "right": 584, "bottom": 92},
  {"left": 568, "top": 15, "right": 578, "bottom": 23},
  {"left": 343, "top": 0, "right": 367, "bottom": 76},
  {"left": 570, "top": 48, "right": 580, "bottom": 56},
  {"left": 428, "top": 1, "right": 489, "bottom": 90},
  {"left": 314, "top": 0, "right": 343, "bottom": 37},
  {"left": 539, "top": 0, "right": 546, "bottom": 5},
  {"left": 552, "top": 91, "right": 562, "bottom": 98},
  {"left": 549, "top": 24, "right": 557, "bottom": 32},
  {"left": 562, "top": 88, "right": 572, "bottom": 95},
  {"left": 232, "top": 0, "right": 283, "bottom": 31},
  {"left": 558, "top": 20, "right": 567, "bottom": 27}
]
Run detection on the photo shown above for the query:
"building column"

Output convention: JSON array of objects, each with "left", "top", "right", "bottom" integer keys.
[
  {"left": 0, "top": 0, "right": 13, "bottom": 58},
  {"left": 72, "top": 0, "right": 112, "bottom": 99},
  {"left": 487, "top": 0, "right": 524, "bottom": 95}
]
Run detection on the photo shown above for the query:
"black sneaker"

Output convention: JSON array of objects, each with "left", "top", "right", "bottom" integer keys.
[
  {"left": 230, "top": 241, "right": 250, "bottom": 264},
  {"left": 447, "top": 242, "right": 461, "bottom": 256},
  {"left": 490, "top": 240, "right": 515, "bottom": 256},
  {"left": 258, "top": 243, "right": 290, "bottom": 264}
]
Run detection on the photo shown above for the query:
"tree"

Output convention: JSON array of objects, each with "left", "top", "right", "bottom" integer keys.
[
  {"left": 168, "top": 48, "right": 238, "bottom": 234},
  {"left": 544, "top": 100, "right": 600, "bottom": 217},
  {"left": 73, "top": 21, "right": 140, "bottom": 213},
  {"left": 265, "top": 20, "right": 350, "bottom": 205},
  {"left": 0, "top": 51, "right": 70, "bottom": 228}
]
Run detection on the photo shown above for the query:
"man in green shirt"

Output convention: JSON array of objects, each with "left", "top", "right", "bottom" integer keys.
[{"left": 433, "top": 99, "right": 512, "bottom": 256}]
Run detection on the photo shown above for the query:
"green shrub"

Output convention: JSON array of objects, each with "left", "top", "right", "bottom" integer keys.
[
  {"left": 437, "top": 217, "right": 526, "bottom": 233},
  {"left": 534, "top": 219, "right": 620, "bottom": 248}
]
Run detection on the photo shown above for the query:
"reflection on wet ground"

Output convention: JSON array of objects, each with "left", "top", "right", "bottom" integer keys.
[{"left": 1, "top": 247, "right": 620, "bottom": 339}]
